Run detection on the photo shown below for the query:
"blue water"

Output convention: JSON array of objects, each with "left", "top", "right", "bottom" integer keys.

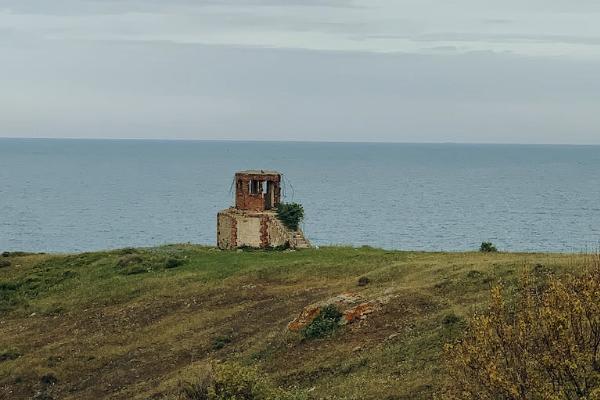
[{"left": 1, "top": 138, "right": 600, "bottom": 253}]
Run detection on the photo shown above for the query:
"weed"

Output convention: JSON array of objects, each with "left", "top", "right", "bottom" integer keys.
[
  {"left": 0, "top": 348, "right": 22, "bottom": 362},
  {"left": 116, "top": 254, "right": 143, "bottom": 267},
  {"left": 178, "top": 362, "right": 304, "bottom": 400},
  {"left": 442, "top": 313, "right": 461, "bottom": 326},
  {"left": 165, "top": 258, "right": 185, "bottom": 269},
  {"left": 212, "top": 335, "right": 232, "bottom": 350},
  {"left": 121, "top": 265, "right": 148, "bottom": 275}
]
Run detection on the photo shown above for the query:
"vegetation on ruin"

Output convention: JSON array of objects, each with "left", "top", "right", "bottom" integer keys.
[
  {"left": 276, "top": 202, "right": 304, "bottom": 230},
  {"left": 0, "top": 245, "right": 596, "bottom": 399}
]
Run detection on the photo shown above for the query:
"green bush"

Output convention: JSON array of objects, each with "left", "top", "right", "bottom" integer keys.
[
  {"left": 301, "top": 305, "right": 343, "bottom": 340},
  {"left": 479, "top": 242, "right": 498, "bottom": 253},
  {"left": 165, "top": 257, "right": 184, "bottom": 269},
  {"left": 211, "top": 335, "right": 232, "bottom": 350},
  {"left": 442, "top": 312, "right": 461, "bottom": 326},
  {"left": 276, "top": 203, "right": 304, "bottom": 231}
]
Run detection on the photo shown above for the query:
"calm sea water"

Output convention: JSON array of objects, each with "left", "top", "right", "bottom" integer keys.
[{"left": 1, "top": 138, "right": 600, "bottom": 253}]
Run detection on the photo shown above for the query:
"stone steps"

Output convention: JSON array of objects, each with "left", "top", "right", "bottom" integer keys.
[{"left": 291, "top": 231, "right": 310, "bottom": 249}]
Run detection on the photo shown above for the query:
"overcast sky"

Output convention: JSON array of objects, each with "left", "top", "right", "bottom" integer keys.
[{"left": 1, "top": 0, "right": 599, "bottom": 143}]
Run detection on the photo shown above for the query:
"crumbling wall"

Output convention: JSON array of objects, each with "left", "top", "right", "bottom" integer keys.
[
  {"left": 235, "top": 214, "right": 262, "bottom": 248},
  {"left": 217, "top": 209, "right": 304, "bottom": 249},
  {"left": 266, "top": 214, "right": 291, "bottom": 248},
  {"left": 217, "top": 211, "right": 236, "bottom": 249},
  {"left": 234, "top": 173, "right": 281, "bottom": 211},
  {"left": 235, "top": 179, "right": 265, "bottom": 211}
]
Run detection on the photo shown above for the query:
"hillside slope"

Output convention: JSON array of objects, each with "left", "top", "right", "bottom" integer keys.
[{"left": 0, "top": 246, "right": 587, "bottom": 399}]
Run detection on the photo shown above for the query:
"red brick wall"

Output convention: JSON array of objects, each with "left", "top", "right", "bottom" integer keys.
[
  {"left": 260, "top": 215, "right": 269, "bottom": 248},
  {"left": 234, "top": 173, "right": 281, "bottom": 211}
]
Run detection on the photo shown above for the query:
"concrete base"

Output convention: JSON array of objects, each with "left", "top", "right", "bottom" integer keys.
[{"left": 217, "top": 208, "right": 309, "bottom": 250}]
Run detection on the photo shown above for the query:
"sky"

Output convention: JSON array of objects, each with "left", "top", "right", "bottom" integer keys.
[{"left": 1, "top": 0, "right": 599, "bottom": 144}]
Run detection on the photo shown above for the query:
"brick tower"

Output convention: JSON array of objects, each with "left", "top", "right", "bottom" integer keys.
[{"left": 217, "top": 170, "right": 309, "bottom": 249}]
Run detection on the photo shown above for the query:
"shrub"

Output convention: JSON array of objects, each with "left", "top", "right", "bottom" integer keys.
[
  {"left": 357, "top": 276, "right": 370, "bottom": 286},
  {"left": 276, "top": 203, "right": 304, "bottom": 231},
  {"left": 465, "top": 270, "right": 484, "bottom": 279},
  {"left": 212, "top": 363, "right": 279, "bottom": 399},
  {"left": 179, "top": 374, "right": 210, "bottom": 400},
  {"left": 178, "top": 362, "right": 304, "bottom": 400},
  {"left": 40, "top": 373, "right": 58, "bottom": 386},
  {"left": 211, "top": 335, "right": 232, "bottom": 350},
  {"left": 1, "top": 251, "right": 30, "bottom": 257},
  {"left": 441, "top": 312, "right": 461, "bottom": 326},
  {"left": 118, "top": 247, "right": 138, "bottom": 255},
  {"left": 0, "top": 348, "right": 21, "bottom": 362},
  {"left": 441, "top": 262, "right": 600, "bottom": 399},
  {"left": 121, "top": 265, "right": 147, "bottom": 275},
  {"left": 301, "top": 305, "right": 343, "bottom": 340},
  {"left": 479, "top": 242, "right": 497, "bottom": 253},
  {"left": 266, "top": 243, "right": 290, "bottom": 251},
  {"left": 116, "top": 254, "right": 143, "bottom": 267},
  {"left": 0, "top": 260, "right": 11, "bottom": 268},
  {"left": 165, "top": 257, "right": 184, "bottom": 269}
]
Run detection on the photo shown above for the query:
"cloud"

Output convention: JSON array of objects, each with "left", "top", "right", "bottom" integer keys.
[
  {"left": 411, "top": 33, "right": 600, "bottom": 46},
  {"left": 1, "top": 40, "right": 599, "bottom": 143},
  {"left": 1, "top": 0, "right": 356, "bottom": 16},
  {"left": 3, "top": 0, "right": 600, "bottom": 58},
  {"left": 2, "top": 0, "right": 600, "bottom": 143}
]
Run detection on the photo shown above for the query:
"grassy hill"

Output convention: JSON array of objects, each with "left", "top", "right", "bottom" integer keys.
[{"left": 0, "top": 246, "right": 588, "bottom": 399}]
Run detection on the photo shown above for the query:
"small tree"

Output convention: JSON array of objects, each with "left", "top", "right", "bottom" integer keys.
[
  {"left": 479, "top": 242, "right": 498, "bottom": 253},
  {"left": 276, "top": 203, "right": 304, "bottom": 231},
  {"left": 441, "top": 260, "right": 600, "bottom": 399}
]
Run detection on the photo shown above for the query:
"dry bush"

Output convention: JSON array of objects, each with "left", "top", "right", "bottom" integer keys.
[
  {"left": 441, "top": 256, "right": 600, "bottom": 400},
  {"left": 176, "top": 362, "right": 305, "bottom": 400}
]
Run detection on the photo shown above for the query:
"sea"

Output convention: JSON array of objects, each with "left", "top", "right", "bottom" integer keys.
[{"left": 1, "top": 138, "right": 600, "bottom": 253}]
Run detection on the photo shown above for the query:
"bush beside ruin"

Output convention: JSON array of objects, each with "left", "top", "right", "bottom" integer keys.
[{"left": 276, "top": 203, "right": 304, "bottom": 231}]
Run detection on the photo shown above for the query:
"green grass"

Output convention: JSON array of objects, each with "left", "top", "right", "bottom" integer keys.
[{"left": 0, "top": 245, "right": 589, "bottom": 399}]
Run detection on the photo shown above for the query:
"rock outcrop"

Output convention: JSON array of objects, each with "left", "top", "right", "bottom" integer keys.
[{"left": 288, "top": 292, "right": 389, "bottom": 331}]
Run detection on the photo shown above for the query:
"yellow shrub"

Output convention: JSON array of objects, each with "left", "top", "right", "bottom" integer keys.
[
  {"left": 441, "top": 258, "right": 600, "bottom": 400},
  {"left": 177, "top": 362, "right": 305, "bottom": 400}
]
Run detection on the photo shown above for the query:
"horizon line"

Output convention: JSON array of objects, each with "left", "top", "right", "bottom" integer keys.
[{"left": 1, "top": 136, "right": 599, "bottom": 147}]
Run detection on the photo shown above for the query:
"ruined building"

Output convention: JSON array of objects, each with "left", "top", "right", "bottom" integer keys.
[{"left": 217, "top": 170, "right": 310, "bottom": 249}]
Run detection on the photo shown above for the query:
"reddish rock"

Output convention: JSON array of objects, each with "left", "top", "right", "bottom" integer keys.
[
  {"left": 287, "top": 292, "right": 362, "bottom": 331},
  {"left": 287, "top": 304, "right": 323, "bottom": 332},
  {"left": 341, "top": 302, "right": 378, "bottom": 325},
  {"left": 288, "top": 292, "right": 386, "bottom": 331}
]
